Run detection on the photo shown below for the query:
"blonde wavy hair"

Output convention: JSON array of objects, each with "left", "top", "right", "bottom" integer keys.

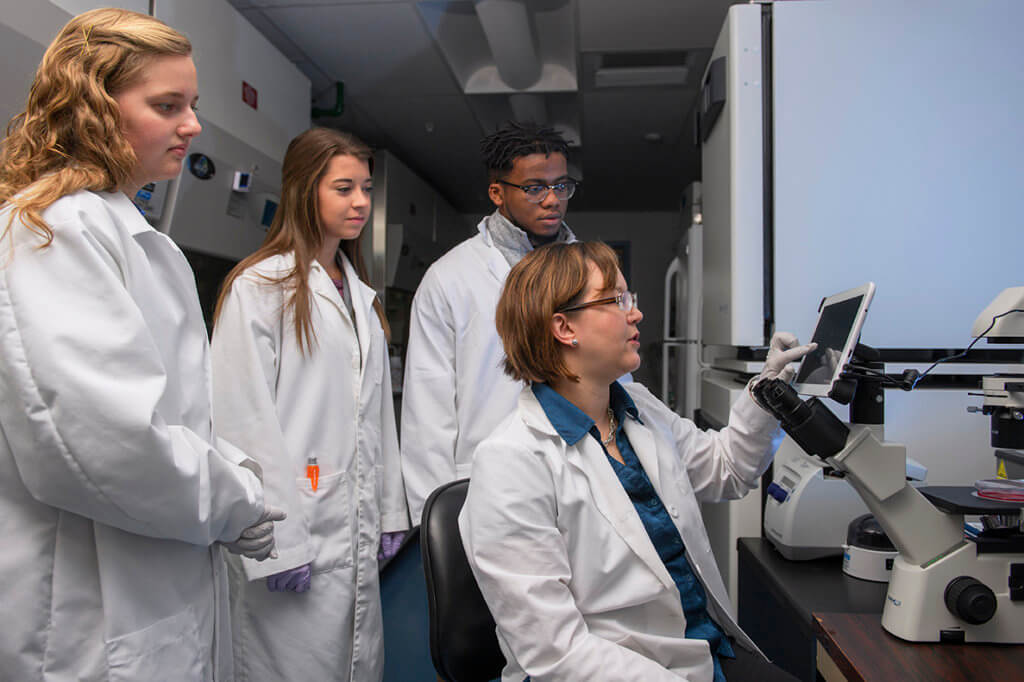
[{"left": 0, "top": 8, "right": 192, "bottom": 245}]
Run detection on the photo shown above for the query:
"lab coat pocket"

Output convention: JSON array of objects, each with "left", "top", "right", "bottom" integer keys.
[
  {"left": 296, "top": 470, "right": 353, "bottom": 572},
  {"left": 105, "top": 604, "right": 205, "bottom": 682}
]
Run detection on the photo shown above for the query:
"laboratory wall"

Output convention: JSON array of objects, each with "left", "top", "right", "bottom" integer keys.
[
  {"left": 168, "top": 115, "right": 283, "bottom": 261},
  {"left": 370, "top": 151, "right": 467, "bottom": 382},
  {"left": 372, "top": 151, "right": 468, "bottom": 298},
  {"left": 0, "top": 9, "right": 53, "bottom": 133},
  {"left": 49, "top": 0, "right": 147, "bottom": 15},
  {"left": 156, "top": 0, "right": 311, "bottom": 162}
]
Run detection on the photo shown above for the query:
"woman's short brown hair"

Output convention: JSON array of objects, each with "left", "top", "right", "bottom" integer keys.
[{"left": 496, "top": 241, "right": 619, "bottom": 384}]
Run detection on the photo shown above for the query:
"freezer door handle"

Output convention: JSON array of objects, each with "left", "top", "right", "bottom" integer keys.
[{"left": 699, "top": 56, "right": 727, "bottom": 143}]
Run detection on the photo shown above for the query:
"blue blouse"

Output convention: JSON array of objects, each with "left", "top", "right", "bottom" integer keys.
[{"left": 532, "top": 382, "right": 734, "bottom": 681}]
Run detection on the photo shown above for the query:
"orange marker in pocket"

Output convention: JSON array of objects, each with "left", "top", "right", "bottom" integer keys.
[{"left": 306, "top": 456, "right": 319, "bottom": 492}]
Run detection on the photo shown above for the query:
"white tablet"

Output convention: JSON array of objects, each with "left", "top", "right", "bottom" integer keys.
[{"left": 792, "top": 282, "right": 876, "bottom": 397}]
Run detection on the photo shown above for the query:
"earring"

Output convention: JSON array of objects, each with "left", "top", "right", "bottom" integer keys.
[{"left": 571, "top": 339, "right": 579, "bottom": 347}]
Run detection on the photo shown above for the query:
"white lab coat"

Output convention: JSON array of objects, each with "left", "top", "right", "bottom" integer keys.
[
  {"left": 401, "top": 214, "right": 576, "bottom": 522},
  {"left": 0, "top": 190, "right": 265, "bottom": 682},
  {"left": 459, "top": 383, "right": 779, "bottom": 682},
  {"left": 211, "top": 251, "right": 408, "bottom": 681}
]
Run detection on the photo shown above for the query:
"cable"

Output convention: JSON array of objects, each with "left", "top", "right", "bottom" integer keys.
[
  {"left": 911, "top": 308, "right": 1024, "bottom": 389},
  {"left": 844, "top": 363, "right": 908, "bottom": 388}
]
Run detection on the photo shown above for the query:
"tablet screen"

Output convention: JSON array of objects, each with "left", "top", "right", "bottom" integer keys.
[{"left": 793, "top": 295, "right": 865, "bottom": 392}]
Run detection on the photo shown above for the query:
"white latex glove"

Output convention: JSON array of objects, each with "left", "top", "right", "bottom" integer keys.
[
  {"left": 758, "top": 331, "right": 817, "bottom": 384},
  {"left": 222, "top": 504, "right": 286, "bottom": 561}
]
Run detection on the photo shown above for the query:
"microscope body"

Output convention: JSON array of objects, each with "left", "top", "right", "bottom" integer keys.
[{"left": 755, "top": 379, "right": 1024, "bottom": 643}]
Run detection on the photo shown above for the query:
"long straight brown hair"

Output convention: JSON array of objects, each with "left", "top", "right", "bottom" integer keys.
[{"left": 214, "top": 127, "right": 389, "bottom": 353}]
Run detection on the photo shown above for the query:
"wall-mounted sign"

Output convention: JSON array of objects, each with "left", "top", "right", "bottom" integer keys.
[{"left": 242, "top": 81, "right": 258, "bottom": 110}]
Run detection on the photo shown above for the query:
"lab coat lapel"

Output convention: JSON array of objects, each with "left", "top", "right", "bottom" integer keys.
[
  {"left": 310, "top": 262, "right": 348, "bottom": 319},
  {"left": 106, "top": 191, "right": 155, "bottom": 236},
  {"left": 475, "top": 216, "right": 511, "bottom": 285},
  {"left": 520, "top": 391, "right": 678, "bottom": 592},
  {"left": 340, "top": 253, "right": 374, "bottom": 382},
  {"left": 622, "top": 417, "right": 663, "bottom": 495},
  {"left": 571, "top": 437, "right": 676, "bottom": 591}
]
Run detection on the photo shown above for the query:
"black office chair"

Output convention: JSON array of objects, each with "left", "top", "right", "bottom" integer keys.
[{"left": 420, "top": 478, "right": 505, "bottom": 682}]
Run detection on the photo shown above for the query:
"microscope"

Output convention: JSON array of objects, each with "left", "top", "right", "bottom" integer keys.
[{"left": 754, "top": 287, "right": 1024, "bottom": 643}]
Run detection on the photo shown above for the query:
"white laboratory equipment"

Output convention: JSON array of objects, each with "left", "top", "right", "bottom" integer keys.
[
  {"left": 696, "top": 0, "right": 1024, "bottom": 586},
  {"left": 662, "top": 182, "right": 701, "bottom": 418},
  {"left": 763, "top": 437, "right": 926, "bottom": 561},
  {"left": 752, "top": 287, "right": 1024, "bottom": 643}
]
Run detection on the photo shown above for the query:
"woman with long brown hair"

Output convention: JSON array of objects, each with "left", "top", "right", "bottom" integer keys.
[
  {"left": 0, "top": 8, "right": 281, "bottom": 680},
  {"left": 211, "top": 127, "right": 408, "bottom": 681}
]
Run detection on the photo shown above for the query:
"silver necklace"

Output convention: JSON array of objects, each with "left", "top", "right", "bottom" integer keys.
[{"left": 601, "top": 408, "right": 616, "bottom": 446}]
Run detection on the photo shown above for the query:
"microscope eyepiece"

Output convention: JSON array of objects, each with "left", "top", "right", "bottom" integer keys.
[{"left": 753, "top": 378, "right": 850, "bottom": 459}]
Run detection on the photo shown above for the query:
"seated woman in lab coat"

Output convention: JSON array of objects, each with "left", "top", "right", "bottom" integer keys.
[
  {"left": 459, "top": 241, "right": 810, "bottom": 681},
  {"left": 210, "top": 127, "right": 409, "bottom": 681},
  {"left": 0, "top": 8, "right": 282, "bottom": 680}
]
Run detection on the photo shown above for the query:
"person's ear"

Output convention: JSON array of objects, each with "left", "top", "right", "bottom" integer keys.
[
  {"left": 488, "top": 182, "right": 504, "bottom": 209},
  {"left": 550, "top": 312, "right": 577, "bottom": 348}
]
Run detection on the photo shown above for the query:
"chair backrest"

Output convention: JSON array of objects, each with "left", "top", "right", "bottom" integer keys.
[{"left": 420, "top": 478, "right": 505, "bottom": 682}]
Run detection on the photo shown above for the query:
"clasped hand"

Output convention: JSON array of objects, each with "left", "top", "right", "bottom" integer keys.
[{"left": 222, "top": 504, "right": 286, "bottom": 561}]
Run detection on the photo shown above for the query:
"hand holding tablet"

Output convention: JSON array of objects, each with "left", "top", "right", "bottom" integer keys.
[{"left": 792, "top": 283, "right": 876, "bottom": 397}]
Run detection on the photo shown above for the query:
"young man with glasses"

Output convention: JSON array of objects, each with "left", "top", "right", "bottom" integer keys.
[{"left": 401, "top": 121, "right": 581, "bottom": 522}]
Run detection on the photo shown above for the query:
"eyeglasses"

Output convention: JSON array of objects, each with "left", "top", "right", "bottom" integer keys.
[
  {"left": 557, "top": 291, "right": 639, "bottom": 314},
  {"left": 497, "top": 179, "right": 579, "bottom": 203}
]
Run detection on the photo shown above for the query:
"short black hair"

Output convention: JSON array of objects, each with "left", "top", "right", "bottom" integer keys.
[{"left": 480, "top": 121, "right": 569, "bottom": 180}]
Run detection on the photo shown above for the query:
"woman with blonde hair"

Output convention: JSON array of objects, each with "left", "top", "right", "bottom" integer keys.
[
  {"left": 459, "top": 241, "right": 811, "bottom": 681},
  {"left": 0, "top": 8, "right": 281, "bottom": 681},
  {"left": 211, "top": 126, "right": 408, "bottom": 681}
]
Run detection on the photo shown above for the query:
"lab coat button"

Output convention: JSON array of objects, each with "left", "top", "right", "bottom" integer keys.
[{"left": 669, "top": 505, "right": 679, "bottom": 517}]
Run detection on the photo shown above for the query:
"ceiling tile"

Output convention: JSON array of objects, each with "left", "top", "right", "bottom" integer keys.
[
  {"left": 354, "top": 94, "right": 489, "bottom": 208},
  {"left": 579, "top": 0, "right": 739, "bottom": 52},
  {"left": 262, "top": 2, "right": 461, "bottom": 97},
  {"left": 582, "top": 89, "right": 697, "bottom": 153}
]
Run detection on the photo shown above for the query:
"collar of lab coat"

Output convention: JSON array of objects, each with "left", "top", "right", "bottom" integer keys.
[
  {"left": 105, "top": 191, "right": 156, "bottom": 236},
  {"left": 476, "top": 214, "right": 513, "bottom": 284},
  {"left": 476, "top": 210, "right": 580, "bottom": 285},
  {"left": 308, "top": 251, "right": 375, "bottom": 371},
  {"left": 517, "top": 386, "right": 677, "bottom": 592}
]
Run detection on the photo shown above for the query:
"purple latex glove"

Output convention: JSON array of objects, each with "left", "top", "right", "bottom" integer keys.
[
  {"left": 378, "top": 531, "right": 407, "bottom": 561},
  {"left": 266, "top": 564, "right": 311, "bottom": 593}
]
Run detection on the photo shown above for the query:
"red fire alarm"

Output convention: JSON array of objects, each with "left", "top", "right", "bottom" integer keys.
[{"left": 242, "top": 81, "right": 258, "bottom": 110}]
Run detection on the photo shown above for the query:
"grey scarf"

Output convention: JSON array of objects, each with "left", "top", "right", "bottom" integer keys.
[{"left": 485, "top": 209, "right": 576, "bottom": 268}]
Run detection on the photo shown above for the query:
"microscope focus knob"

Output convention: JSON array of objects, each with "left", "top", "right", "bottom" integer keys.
[{"left": 944, "top": 576, "right": 997, "bottom": 625}]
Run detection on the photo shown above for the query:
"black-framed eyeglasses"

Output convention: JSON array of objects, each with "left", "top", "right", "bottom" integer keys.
[
  {"left": 497, "top": 179, "right": 579, "bottom": 203},
  {"left": 557, "top": 291, "right": 639, "bottom": 314}
]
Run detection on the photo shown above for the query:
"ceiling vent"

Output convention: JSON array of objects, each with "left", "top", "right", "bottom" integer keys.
[{"left": 593, "top": 50, "right": 690, "bottom": 88}]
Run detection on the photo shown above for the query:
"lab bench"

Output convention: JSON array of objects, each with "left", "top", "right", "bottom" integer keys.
[
  {"left": 738, "top": 537, "right": 1024, "bottom": 682},
  {"left": 737, "top": 537, "right": 887, "bottom": 681}
]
